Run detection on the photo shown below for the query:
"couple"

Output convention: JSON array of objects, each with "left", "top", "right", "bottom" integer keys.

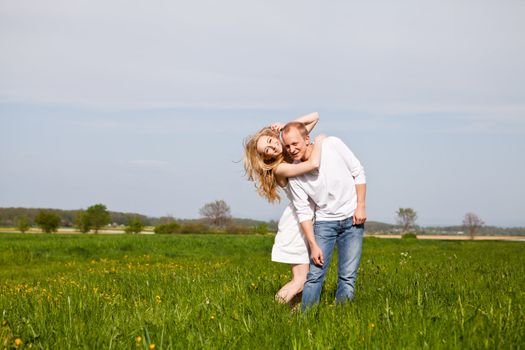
[{"left": 244, "top": 112, "right": 367, "bottom": 309}]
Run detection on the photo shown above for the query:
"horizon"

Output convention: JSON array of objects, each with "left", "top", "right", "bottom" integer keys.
[{"left": 2, "top": 206, "right": 524, "bottom": 229}]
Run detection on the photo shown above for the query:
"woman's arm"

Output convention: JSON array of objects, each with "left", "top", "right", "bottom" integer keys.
[
  {"left": 270, "top": 112, "right": 320, "bottom": 134},
  {"left": 274, "top": 134, "right": 326, "bottom": 178}
]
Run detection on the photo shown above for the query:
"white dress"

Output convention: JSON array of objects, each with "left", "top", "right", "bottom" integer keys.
[{"left": 271, "top": 185, "right": 310, "bottom": 264}]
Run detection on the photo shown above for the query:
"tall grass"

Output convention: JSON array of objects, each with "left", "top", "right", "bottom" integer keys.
[{"left": 1, "top": 234, "right": 523, "bottom": 349}]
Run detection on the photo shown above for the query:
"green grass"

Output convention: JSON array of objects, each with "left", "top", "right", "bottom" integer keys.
[{"left": 0, "top": 233, "right": 524, "bottom": 349}]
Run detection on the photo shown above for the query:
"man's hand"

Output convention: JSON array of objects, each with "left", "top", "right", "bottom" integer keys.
[
  {"left": 310, "top": 244, "right": 324, "bottom": 267},
  {"left": 353, "top": 204, "right": 367, "bottom": 225}
]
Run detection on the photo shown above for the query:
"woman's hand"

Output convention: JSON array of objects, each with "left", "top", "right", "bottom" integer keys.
[
  {"left": 314, "top": 134, "right": 327, "bottom": 144},
  {"left": 270, "top": 123, "right": 285, "bottom": 132}
]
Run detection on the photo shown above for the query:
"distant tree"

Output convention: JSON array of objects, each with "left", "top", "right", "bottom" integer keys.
[
  {"left": 35, "top": 211, "right": 61, "bottom": 233},
  {"left": 86, "top": 204, "right": 110, "bottom": 233},
  {"left": 396, "top": 208, "right": 418, "bottom": 233},
  {"left": 16, "top": 216, "right": 31, "bottom": 233},
  {"left": 199, "top": 200, "right": 232, "bottom": 227},
  {"left": 463, "top": 212, "right": 484, "bottom": 240},
  {"left": 125, "top": 217, "right": 144, "bottom": 234},
  {"left": 75, "top": 211, "right": 91, "bottom": 233}
]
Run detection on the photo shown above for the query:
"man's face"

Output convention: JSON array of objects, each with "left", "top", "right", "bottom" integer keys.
[{"left": 282, "top": 128, "right": 310, "bottom": 161}]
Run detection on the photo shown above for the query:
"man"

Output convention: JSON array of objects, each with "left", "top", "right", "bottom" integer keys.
[{"left": 281, "top": 121, "right": 366, "bottom": 309}]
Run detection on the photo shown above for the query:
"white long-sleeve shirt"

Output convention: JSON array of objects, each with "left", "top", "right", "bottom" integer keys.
[{"left": 288, "top": 136, "right": 366, "bottom": 223}]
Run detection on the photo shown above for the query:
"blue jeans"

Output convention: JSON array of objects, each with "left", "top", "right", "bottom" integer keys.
[{"left": 301, "top": 217, "right": 364, "bottom": 309}]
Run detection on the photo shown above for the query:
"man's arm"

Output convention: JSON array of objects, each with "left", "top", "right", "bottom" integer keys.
[
  {"left": 330, "top": 137, "right": 367, "bottom": 224},
  {"left": 288, "top": 179, "right": 324, "bottom": 266},
  {"left": 288, "top": 178, "right": 315, "bottom": 224},
  {"left": 330, "top": 137, "right": 366, "bottom": 183},
  {"left": 354, "top": 184, "right": 367, "bottom": 225},
  {"left": 299, "top": 220, "right": 324, "bottom": 267}
]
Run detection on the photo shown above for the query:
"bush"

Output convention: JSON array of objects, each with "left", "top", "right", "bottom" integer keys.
[
  {"left": 178, "top": 223, "right": 210, "bottom": 234},
  {"left": 225, "top": 224, "right": 253, "bottom": 234},
  {"left": 35, "top": 211, "right": 61, "bottom": 233},
  {"left": 253, "top": 224, "right": 268, "bottom": 235},
  {"left": 401, "top": 232, "right": 418, "bottom": 239},
  {"left": 16, "top": 216, "right": 31, "bottom": 233},
  {"left": 154, "top": 222, "right": 181, "bottom": 234},
  {"left": 125, "top": 217, "right": 144, "bottom": 234},
  {"left": 75, "top": 211, "right": 91, "bottom": 233},
  {"left": 86, "top": 204, "right": 110, "bottom": 233}
]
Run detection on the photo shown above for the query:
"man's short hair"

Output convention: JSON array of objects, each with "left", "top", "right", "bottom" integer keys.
[{"left": 282, "top": 122, "right": 308, "bottom": 138}]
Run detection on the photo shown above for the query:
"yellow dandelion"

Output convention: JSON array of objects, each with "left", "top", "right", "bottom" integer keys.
[
  {"left": 210, "top": 315, "right": 216, "bottom": 320},
  {"left": 155, "top": 295, "right": 161, "bottom": 304},
  {"left": 149, "top": 344, "right": 156, "bottom": 350},
  {"left": 368, "top": 323, "right": 376, "bottom": 329},
  {"left": 15, "top": 338, "right": 23, "bottom": 347},
  {"left": 135, "top": 336, "right": 142, "bottom": 343}
]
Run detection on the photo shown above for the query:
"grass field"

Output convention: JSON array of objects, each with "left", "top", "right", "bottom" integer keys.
[{"left": 1, "top": 233, "right": 523, "bottom": 349}]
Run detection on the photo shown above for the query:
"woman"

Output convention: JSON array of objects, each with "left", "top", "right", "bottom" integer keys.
[{"left": 243, "top": 112, "right": 325, "bottom": 304}]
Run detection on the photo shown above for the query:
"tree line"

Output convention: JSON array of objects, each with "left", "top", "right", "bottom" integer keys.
[
  {"left": 3, "top": 200, "right": 274, "bottom": 235},
  {"left": 2, "top": 204, "right": 523, "bottom": 236},
  {"left": 0, "top": 207, "right": 152, "bottom": 227},
  {"left": 394, "top": 207, "right": 525, "bottom": 238}
]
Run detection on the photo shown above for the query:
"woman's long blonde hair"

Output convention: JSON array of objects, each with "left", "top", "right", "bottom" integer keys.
[{"left": 243, "top": 127, "right": 287, "bottom": 203}]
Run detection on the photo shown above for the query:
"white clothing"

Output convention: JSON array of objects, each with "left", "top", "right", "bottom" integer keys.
[
  {"left": 271, "top": 186, "right": 310, "bottom": 264},
  {"left": 288, "top": 136, "right": 366, "bottom": 223}
]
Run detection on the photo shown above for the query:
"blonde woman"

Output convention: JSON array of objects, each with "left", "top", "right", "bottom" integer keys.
[{"left": 244, "top": 112, "right": 325, "bottom": 304}]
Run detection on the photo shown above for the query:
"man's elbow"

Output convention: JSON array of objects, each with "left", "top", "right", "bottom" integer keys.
[{"left": 353, "top": 169, "right": 366, "bottom": 183}]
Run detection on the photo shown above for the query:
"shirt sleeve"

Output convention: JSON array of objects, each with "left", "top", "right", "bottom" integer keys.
[
  {"left": 288, "top": 178, "right": 315, "bottom": 223},
  {"left": 330, "top": 137, "right": 366, "bottom": 184}
]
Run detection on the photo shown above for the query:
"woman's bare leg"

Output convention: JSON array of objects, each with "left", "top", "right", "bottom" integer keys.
[{"left": 275, "top": 263, "right": 309, "bottom": 304}]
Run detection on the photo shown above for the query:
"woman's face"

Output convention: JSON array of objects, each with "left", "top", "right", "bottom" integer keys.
[{"left": 256, "top": 135, "right": 283, "bottom": 159}]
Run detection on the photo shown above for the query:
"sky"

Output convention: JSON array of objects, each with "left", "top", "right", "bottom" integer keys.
[{"left": 1, "top": 0, "right": 524, "bottom": 227}]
